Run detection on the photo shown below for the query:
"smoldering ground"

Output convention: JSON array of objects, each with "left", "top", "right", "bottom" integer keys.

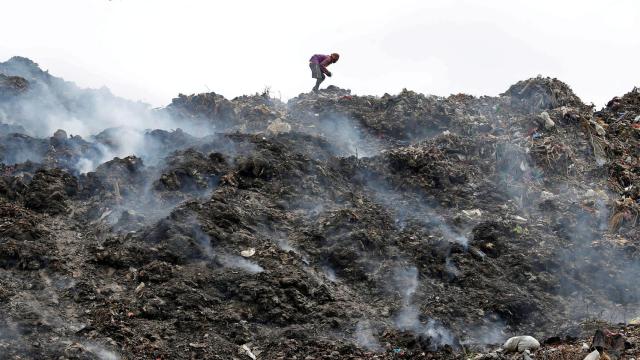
[
  {"left": 491, "top": 108, "right": 640, "bottom": 325},
  {"left": 312, "top": 112, "right": 383, "bottom": 158},
  {"left": 3, "top": 56, "right": 640, "bottom": 359},
  {"left": 0, "top": 57, "right": 227, "bottom": 174},
  {"left": 195, "top": 223, "right": 265, "bottom": 274}
]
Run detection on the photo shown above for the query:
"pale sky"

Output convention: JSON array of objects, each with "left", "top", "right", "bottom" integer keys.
[{"left": 1, "top": 0, "right": 638, "bottom": 107}]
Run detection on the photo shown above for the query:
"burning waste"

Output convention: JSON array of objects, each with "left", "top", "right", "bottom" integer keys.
[{"left": 0, "top": 57, "right": 640, "bottom": 359}]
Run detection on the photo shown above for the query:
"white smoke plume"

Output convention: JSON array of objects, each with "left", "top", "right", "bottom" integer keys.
[
  {"left": 365, "top": 178, "right": 468, "bottom": 246},
  {"left": 0, "top": 57, "right": 220, "bottom": 173},
  {"left": 355, "top": 320, "right": 383, "bottom": 352},
  {"left": 81, "top": 342, "right": 121, "bottom": 360},
  {"left": 314, "top": 113, "right": 382, "bottom": 158},
  {"left": 391, "top": 265, "right": 456, "bottom": 348},
  {"left": 193, "top": 222, "right": 264, "bottom": 274}
]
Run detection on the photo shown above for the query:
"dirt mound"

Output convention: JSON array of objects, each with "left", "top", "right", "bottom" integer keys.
[
  {"left": 231, "top": 92, "right": 287, "bottom": 132},
  {"left": 167, "top": 92, "right": 237, "bottom": 130},
  {"left": 1, "top": 58, "right": 640, "bottom": 359},
  {"left": 287, "top": 87, "right": 447, "bottom": 140},
  {"left": 0, "top": 133, "right": 48, "bottom": 164},
  {"left": 596, "top": 88, "right": 640, "bottom": 235},
  {"left": 0, "top": 201, "right": 52, "bottom": 269},
  {"left": 24, "top": 168, "right": 78, "bottom": 214},
  {"left": 154, "top": 148, "right": 227, "bottom": 195},
  {"left": 502, "top": 76, "right": 586, "bottom": 111}
]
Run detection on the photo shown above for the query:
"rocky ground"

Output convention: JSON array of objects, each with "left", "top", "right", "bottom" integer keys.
[{"left": 0, "top": 56, "right": 639, "bottom": 359}]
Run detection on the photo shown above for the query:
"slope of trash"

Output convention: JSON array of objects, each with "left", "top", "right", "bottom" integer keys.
[{"left": 0, "top": 57, "right": 639, "bottom": 359}]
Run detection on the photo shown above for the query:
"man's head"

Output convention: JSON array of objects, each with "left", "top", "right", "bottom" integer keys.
[{"left": 330, "top": 53, "right": 340, "bottom": 63}]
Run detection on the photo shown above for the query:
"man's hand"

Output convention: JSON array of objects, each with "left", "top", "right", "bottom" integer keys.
[{"left": 327, "top": 71, "right": 332, "bottom": 77}]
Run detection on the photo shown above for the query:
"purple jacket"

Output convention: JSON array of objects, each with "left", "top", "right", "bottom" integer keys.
[
  {"left": 310, "top": 54, "right": 329, "bottom": 64},
  {"left": 309, "top": 54, "right": 333, "bottom": 75}
]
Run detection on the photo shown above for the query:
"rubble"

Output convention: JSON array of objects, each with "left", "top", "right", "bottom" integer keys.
[
  {"left": 23, "top": 168, "right": 77, "bottom": 214},
  {"left": 503, "top": 335, "right": 540, "bottom": 353},
  {"left": 592, "top": 328, "right": 626, "bottom": 356},
  {"left": 166, "top": 92, "right": 238, "bottom": 130},
  {"left": 0, "top": 57, "right": 639, "bottom": 359},
  {"left": 266, "top": 117, "right": 292, "bottom": 135},
  {"left": 502, "top": 76, "right": 586, "bottom": 112}
]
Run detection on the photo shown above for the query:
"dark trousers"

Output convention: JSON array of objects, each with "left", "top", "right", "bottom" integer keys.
[{"left": 310, "top": 63, "right": 325, "bottom": 91}]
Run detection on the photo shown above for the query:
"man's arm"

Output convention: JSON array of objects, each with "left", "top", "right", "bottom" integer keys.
[{"left": 319, "top": 57, "right": 332, "bottom": 76}]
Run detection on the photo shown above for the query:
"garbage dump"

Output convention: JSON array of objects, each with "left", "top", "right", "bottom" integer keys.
[{"left": 0, "top": 57, "right": 639, "bottom": 359}]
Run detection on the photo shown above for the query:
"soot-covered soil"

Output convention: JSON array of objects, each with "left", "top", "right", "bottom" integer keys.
[{"left": 0, "top": 57, "right": 640, "bottom": 359}]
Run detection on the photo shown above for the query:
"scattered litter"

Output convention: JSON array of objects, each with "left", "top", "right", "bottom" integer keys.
[
  {"left": 0, "top": 58, "right": 639, "bottom": 359},
  {"left": 540, "top": 111, "right": 555, "bottom": 129},
  {"left": 511, "top": 215, "right": 528, "bottom": 223},
  {"left": 240, "top": 248, "right": 256, "bottom": 258},
  {"left": 134, "top": 282, "right": 145, "bottom": 294},
  {"left": 240, "top": 344, "right": 257, "bottom": 360},
  {"left": 461, "top": 209, "right": 483, "bottom": 219},
  {"left": 503, "top": 335, "right": 540, "bottom": 353}
]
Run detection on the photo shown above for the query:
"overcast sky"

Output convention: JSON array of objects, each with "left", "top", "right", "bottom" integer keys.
[{"left": 1, "top": 0, "right": 638, "bottom": 107}]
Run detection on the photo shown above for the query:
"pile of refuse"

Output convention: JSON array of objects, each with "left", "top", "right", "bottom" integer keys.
[
  {"left": 0, "top": 57, "right": 639, "bottom": 359},
  {"left": 596, "top": 88, "right": 640, "bottom": 235}
]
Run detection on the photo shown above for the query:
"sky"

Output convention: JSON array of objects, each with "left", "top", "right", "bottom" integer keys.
[{"left": 0, "top": 0, "right": 638, "bottom": 107}]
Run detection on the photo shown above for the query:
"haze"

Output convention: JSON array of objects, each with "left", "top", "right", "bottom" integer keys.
[{"left": 1, "top": 0, "right": 638, "bottom": 107}]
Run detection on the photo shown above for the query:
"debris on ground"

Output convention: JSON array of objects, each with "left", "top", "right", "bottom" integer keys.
[{"left": 0, "top": 58, "right": 639, "bottom": 359}]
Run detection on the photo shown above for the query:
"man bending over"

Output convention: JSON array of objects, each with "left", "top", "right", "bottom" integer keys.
[{"left": 309, "top": 53, "right": 339, "bottom": 92}]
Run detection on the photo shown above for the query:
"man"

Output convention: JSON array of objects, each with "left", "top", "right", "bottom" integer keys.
[{"left": 309, "top": 53, "right": 339, "bottom": 92}]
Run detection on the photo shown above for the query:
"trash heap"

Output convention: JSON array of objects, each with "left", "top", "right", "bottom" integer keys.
[
  {"left": 0, "top": 58, "right": 639, "bottom": 359},
  {"left": 166, "top": 92, "right": 238, "bottom": 130},
  {"left": 596, "top": 88, "right": 640, "bottom": 236}
]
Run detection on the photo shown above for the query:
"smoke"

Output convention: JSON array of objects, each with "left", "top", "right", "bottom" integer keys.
[
  {"left": 192, "top": 221, "right": 214, "bottom": 258},
  {"left": 0, "top": 57, "right": 383, "bottom": 178},
  {"left": 390, "top": 265, "right": 456, "bottom": 348},
  {"left": 217, "top": 254, "right": 265, "bottom": 274},
  {"left": 556, "top": 188, "right": 640, "bottom": 323},
  {"left": 393, "top": 266, "right": 418, "bottom": 304},
  {"left": 355, "top": 320, "right": 382, "bottom": 352},
  {"left": 0, "top": 56, "right": 194, "bottom": 138},
  {"left": 460, "top": 317, "right": 506, "bottom": 347},
  {"left": 494, "top": 141, "right": 539, "bottom": 214},
  {"left": 275, "top": 237, "right": 297, "bottom": 253},
  {"left": 491, "top": 109, "right": 640, "bottom": 324},
  {"left": 80, "top": 342, "right": 121, "bottom": 360},
  {"left": 94, "top": 171, "right": 181, "bottom": 232},
  {"left": 394, "top": 305, "right": 456, "bottom": 348},
  {"left": 314, "top": 113, "right": 382, "bottom": 158},
  {"left": 5, "top": 82, "right": 184, "bottom": 138},
  {"left": 75, "top": 158, "right": 94, "bottom": 174},
  {"left": 0, "top": 57, "right": 221, "bottom": 173},
  {"left": 193, "top": 223, "right": 264, "bottom": 273},
  {"left": 444, "top": 257, "right": 461, "bottom": 279},
  {"left": 0, "top": 274, "right": 120, "bottom": 359},
  {"left": 13, "top": 293, "right": 77, "bottom": 331},
  {"left": 365, "top": 177, "right": 468, "bottom": 246},
  {"left": 322, "top": 265, "right": 337, "bottom": 282}
]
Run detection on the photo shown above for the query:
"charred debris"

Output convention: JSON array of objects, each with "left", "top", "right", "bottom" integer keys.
[{"left": 0, "top": 56, "right": 640, "bottom": 359}]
